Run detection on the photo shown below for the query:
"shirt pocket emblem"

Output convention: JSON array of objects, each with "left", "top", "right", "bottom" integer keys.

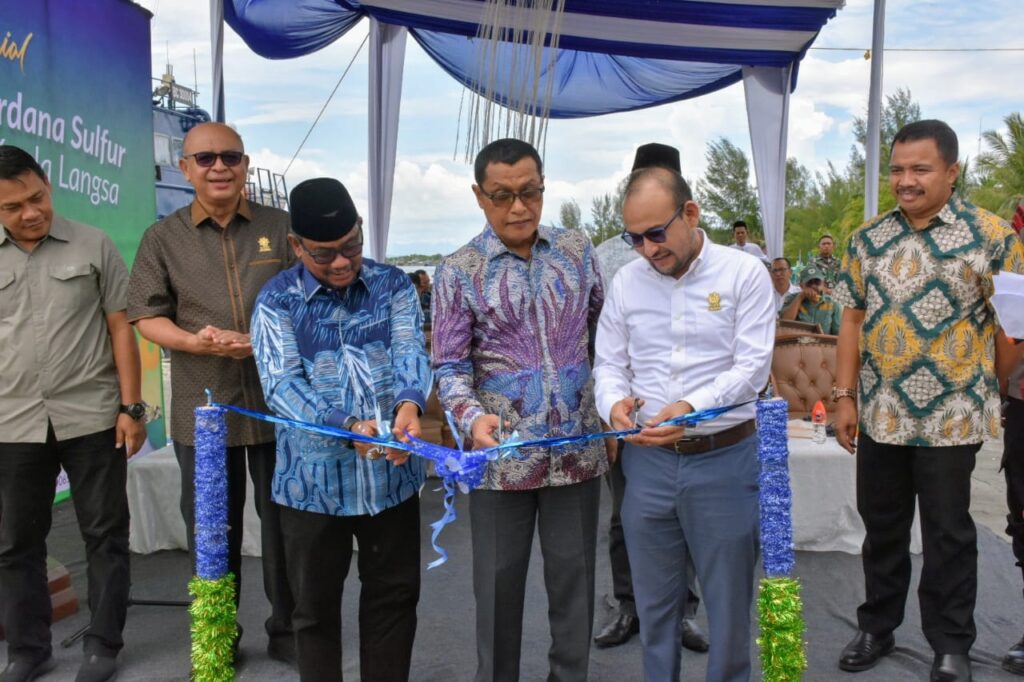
[
  {"left": 258, "top": 236, "right": 272, "bottom": 253},
  {"left": 707, "top": 291, "right": 722, "bottom": 312}
]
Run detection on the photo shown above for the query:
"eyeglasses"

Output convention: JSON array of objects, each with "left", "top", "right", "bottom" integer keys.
[
  {"left": 300, "top": 226, "right": 364, "bottom": 264},
  {"left": 183, "top": 151, "right": 245, "bottom": 168},
  {"left": 620, "top": 205, "right": 683, "bottom": 249},
  {"left": 480, "top": 186, "right": 544, "bottom": 208}
]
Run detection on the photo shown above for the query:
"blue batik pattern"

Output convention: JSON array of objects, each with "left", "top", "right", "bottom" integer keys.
[{"left": 251, "top": 258, "right": 431, "bottom": 516}]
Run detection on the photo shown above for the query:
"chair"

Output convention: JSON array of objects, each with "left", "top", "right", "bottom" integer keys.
[
  {"left": 770, "top": 333, "right": 837, "bottom": 419},
  {"left": 777, "top": 319, "right": 821, "bottom": 335}
]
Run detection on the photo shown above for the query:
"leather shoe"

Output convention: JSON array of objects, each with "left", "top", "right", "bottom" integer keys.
[
  {"left": 594, "top": 611, "right": 639, "bottom": 648},
  {"left": 838, "top": 631, "right": 894, "bottom": 672},
  {"left": 680, "top": 618, "right": 709, "bottom": 653},
  {"left": 1004, "top": 635, "right": 1024, "bottom": 675},
  {"left": 75, "top": 654, "right": 117, "bottom": 682},
  {"left": 267, "top": 635, "right": 298, "bottom": 666},
  {"left": 931, "top": 654, "right": 971, "bottom": 681},
  {"left": 0, "top": 655, "right": 56, "bottom": 682}
]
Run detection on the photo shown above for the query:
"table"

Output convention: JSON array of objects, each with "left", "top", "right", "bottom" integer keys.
[
  {"left": 788, "top": 421, "right": 922, "bottom": 554},
  {"left": 127, "top": 445, "right": 262, "bottom": 556}
]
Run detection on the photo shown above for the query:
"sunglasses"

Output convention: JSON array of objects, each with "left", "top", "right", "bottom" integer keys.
[
  {"left": 183, "top": 150, "right": 245, "bottom": 168},
  {"left": 620, "top": 205, "right": 683, "bottom": 249},
  {"left": 480, "top": 186, "right": 544, "bottom": 208},
  {"left": 300, "top": 226, "right": 364, "bottom": 264}
]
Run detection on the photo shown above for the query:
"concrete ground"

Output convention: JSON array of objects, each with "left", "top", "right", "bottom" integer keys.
[{"left": 974, "top": 438, "right": 1011, "bottom": 543}]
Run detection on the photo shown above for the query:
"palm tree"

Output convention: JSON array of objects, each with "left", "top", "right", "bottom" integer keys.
[{"left": 972, "top": 112, "right": 1024, "bottom": 219}]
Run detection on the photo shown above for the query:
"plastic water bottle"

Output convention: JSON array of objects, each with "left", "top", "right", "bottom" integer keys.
[{"left": 812, "top": 400, "right": 827, "bottom": 444}]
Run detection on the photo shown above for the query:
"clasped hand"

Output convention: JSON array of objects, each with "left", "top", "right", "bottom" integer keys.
[{"left": 192, "top": 325, "right": 253, "bottom": 359}]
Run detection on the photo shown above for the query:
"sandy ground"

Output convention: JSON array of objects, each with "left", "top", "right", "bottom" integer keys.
[{"left": 974, "top": 438, "right": 1011, "bottom": 541}]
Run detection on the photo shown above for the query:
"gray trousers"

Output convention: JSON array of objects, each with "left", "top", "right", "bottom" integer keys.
[
  {"left": 622, "top": 436, "right": 760, "bottom": 682},
  {"left": 470, "top": 477, "right": 601, "bottom": 682}
]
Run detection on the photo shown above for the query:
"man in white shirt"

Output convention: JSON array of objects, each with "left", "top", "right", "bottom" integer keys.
[
  {"left": 730, "top": 220, "right": 768, "bottom": 260},
  {"left": 593, "top": 166, "right": 775, "bottom": 681},
  {"left": 770, "top": 257, "right": 801, "bottom": 312}
]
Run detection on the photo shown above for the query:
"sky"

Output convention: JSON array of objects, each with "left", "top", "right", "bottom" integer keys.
[{"left": 137, "top": 0, "right": 1024, "bottom": 257}]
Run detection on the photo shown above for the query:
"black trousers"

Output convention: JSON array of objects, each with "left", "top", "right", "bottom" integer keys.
[
  {"left": 605, "top": 447, "right": 699, "bottom": 618},
  {"left": 1003, "top": 397, "right": 1024, "bottom": 583},
  {"left": 173, "top": 440, "right": 293, "bottom": 641},
  {"left": 0, "top": 425, "right": 130, "bottom": 662},
  {"left": 855, "top": 434, "right": 980, "bottom": 654},
  {"left": 280, "top": 494, "right": 420, "bottom": 682}
]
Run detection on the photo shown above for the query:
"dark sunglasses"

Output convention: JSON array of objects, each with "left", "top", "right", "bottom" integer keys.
[
  {"left": 300, "top": 226, "right": 364, "bottom": 264},
  {"left": 620, "top": 205, "right": 683, "bottom": 249},
  {"left": 183, "top": 150, "right": 245, "bottom": 168}
]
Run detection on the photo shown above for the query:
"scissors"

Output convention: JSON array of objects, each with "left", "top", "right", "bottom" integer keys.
[
  {"left": 631, "top": 398, "right": 642, "bottom": 430},
  {"left": 497, "top": 406, "right": 506, "bottom": 444}
]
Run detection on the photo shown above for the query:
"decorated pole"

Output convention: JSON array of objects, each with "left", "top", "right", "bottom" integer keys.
[
  {"left": 189, "top": 403, "right": 236, "bottom": 682},
  {"left": 756, "top": 398, "right": 807, "bottom": 681}
]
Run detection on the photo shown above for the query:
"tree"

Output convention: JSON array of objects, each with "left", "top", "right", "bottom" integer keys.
[
  {"left": 786, "top": 157, "right": 816, "bottom": 208},
  {"left": 695, "top": 137, "right": 761, "bottom": 234},
  {"left": 589, "top": 191, "right": 624, "bottom": 244},
  {"left": 559, "top": 199, "right": 583, "bottom": 232},
  {"left": 850, "top": 87, "right": 922, "bottom": 183},
  {"left": 972, "top": 112, "right": 1024, "bottom": 219}
]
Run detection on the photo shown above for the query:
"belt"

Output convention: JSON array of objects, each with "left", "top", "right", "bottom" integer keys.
[{"left": 669, "top": 419, "right": 756, "bottom": 456}]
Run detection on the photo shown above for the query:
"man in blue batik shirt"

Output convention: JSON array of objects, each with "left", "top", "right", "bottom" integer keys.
[{"left": 251, "top": 177, "right": 431, "bottom": 682}]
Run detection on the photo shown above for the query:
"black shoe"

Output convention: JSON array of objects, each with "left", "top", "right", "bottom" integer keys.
[
  {"left": 0, "top": 655, "right": 56, "bottom": 682},
  {"left": 1004, "top": 635, "right": 1024, "bottom": 676},
  {"left": 267, "top": 636, "right": 297, "bottom": 666},
  {"left": 594, "top": 612, "right": 639, "bottom": 648},
  {"left": 931, "top": 654, "right": 971, "bottom": 681},
  {"left": 838, "top": 631, "right": 894, "bottom": 672},
  {"left": 74, "top": 654, "right": 117, "bottom": 682},
  {"left": 680, "top": 618, "right": 709, "bottom": 653}
]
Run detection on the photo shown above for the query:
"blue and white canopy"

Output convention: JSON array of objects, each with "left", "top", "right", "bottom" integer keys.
[{"left": 220, "top": 0, "right": 846, "bottom": 257}]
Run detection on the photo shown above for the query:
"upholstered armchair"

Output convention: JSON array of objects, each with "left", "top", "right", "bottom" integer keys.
[{"left": 770, "top": 333, "right": 838, "bottom": 419}]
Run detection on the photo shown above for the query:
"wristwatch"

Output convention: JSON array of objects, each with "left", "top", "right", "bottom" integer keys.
[
  {"left": 119, "top": 402, "right": 149, "bottom": 421},
  {"left": 830, "top": 387, "right": 857, "bottom": 403}
]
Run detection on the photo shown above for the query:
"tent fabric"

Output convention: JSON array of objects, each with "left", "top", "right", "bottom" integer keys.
[
  {"left": 225, "top": 0, "right": 844, "bottom": 118},
  {"left": 744, "top": 65, "right": 792, "bottom": 259},
  {"left": 367, "top": 18, "right": 407, "bottom": 259}
]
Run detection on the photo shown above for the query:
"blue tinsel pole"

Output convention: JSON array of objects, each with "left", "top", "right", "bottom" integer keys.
[
  {"left": 756, "top": 397, "right": 807, "bottom": 680},
  {"left": 194, "top": 405, "right": 229, "bottom": 579}
]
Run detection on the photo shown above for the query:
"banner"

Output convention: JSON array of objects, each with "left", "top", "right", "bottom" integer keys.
[{"left": 1, "top": 1, "right": 167, "bottom": 496}]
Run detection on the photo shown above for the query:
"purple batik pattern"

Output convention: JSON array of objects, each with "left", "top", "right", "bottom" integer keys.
[{"left": 432, "top": 225, "right": 608, "bottom": 491}]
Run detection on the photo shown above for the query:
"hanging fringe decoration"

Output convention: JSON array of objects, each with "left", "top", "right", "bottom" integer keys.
[
  {"left": 755, "top": 398, "right": 808, "bottom": 681},
  {"left": 456, "top": 0, "right": 567, "bottom": 161}
]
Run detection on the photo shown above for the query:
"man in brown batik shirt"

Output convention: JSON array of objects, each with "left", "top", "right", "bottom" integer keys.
[{"left": 127, "top": 122, "right": 296, "bottom": 665}]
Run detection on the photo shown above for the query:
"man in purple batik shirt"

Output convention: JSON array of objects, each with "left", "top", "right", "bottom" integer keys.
[{"left": 432, "top": 138, "right": 606, "bottom": 682}]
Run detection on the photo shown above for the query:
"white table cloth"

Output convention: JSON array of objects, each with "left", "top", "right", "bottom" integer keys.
[
  {"left": 788, "top": 420, "right": 922, "bottom": 554},
  {"left": 127, "top": 445, "right": 262, "bottom": 556}
]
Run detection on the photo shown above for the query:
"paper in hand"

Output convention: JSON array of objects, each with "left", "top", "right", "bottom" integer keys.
[{"left": 992, "top": 271, "right": 1024, "bottom": 339}]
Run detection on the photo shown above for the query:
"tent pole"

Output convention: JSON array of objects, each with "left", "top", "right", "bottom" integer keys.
[
  {"left": 209, "top": 0, "right": 226, "bottom": 122},
  {"left": 864, "top": 0, "right": 885, "bottom": 220}
]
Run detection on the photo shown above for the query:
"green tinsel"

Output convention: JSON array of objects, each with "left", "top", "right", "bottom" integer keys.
[
  {"left": 188, "top": 574, "right": 237, "bottom": 682},
  {"left": 757, "top": 577, "right": 807, "bottom": 682}
]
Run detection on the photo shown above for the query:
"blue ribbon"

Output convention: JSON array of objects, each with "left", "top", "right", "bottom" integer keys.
[{"left": 208, "top": 399, "right": 751, "bottom": 567}]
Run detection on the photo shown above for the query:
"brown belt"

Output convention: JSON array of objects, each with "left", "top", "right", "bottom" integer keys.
[{"left": 668, "top": 419, "right": 756, "bottom": 456}]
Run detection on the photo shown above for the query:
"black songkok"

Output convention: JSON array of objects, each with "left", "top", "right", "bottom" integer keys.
[
  {"left": 289, "top": 177, "right": 359, "bottom": 241},
  {"left": 632, "top": 143, "right": 681, "bottom": 174}
]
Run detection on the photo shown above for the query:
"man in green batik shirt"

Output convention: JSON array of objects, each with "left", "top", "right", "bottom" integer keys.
[
  {"left": 779, "top": 264, "right": 842, "bottom": 335},
  {"left": 831, "top": 119, "right": 1024, "bottom": 682}
]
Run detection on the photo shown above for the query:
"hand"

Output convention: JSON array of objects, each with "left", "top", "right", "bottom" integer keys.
[
  {"left": 191, "top": 326, "right": 253, "bottom": 359},
  {"left": 116, "top": 413, "right": 146, "bottom": 458},
  {"left": 834, "top": 398, "right": 858, "bottom": 454},
  {"left": 470, "top": 414, "right": 501, "bottom": 449},
  {"left": 609, "top": 396, "right": 644, "bottom": 431},
  {"left": 801, "top": 285, "right": 821, "bottom": 304},
  {"left": 350, "top": 420, "right": 382, "bottom": 459},
  {"left": 388, "top": 402, "right": 421, "bottom": 466},
  {"left": 628, "top": 401, "right": 693, "bottom": 447}
]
